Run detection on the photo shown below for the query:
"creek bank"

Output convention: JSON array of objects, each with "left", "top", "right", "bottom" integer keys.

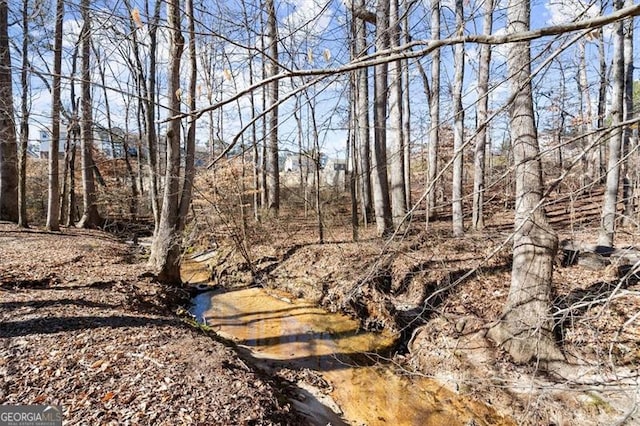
[
  {"left": 199, "top": 228, "right": 640, "bottom": 425},
  {"left": 190, "top": 285, "right": 514, "bottom": 425}
]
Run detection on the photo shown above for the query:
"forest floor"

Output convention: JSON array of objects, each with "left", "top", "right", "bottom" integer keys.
[
  {"left": 0, "top": 223, "right": 305, "bottom": 425},
  {"left": 192, "top": 184, "right": 640, "bottom": 425},
  {"left": 2, "top": 183, "right": 640, "bottom": 425}
]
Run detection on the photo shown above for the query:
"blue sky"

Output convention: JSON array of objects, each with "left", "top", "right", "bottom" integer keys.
[{"left": 9, "top": 0, "right": 637, "bottom": 159}]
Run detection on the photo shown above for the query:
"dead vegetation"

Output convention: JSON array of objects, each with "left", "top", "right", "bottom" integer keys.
[
  {"left": 187, "top": 162, "right": 640, "bottom": 425},
  {"left": 0, "top": 224, "right": 304, "bottom": 425}
]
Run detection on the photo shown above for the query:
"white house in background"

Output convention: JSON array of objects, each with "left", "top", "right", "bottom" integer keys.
[
  {"left": 38, "top": 127, "right": 131, "bottom": 159},
  {"left": 281, "top": 152, "right": 346, "bottom": 188},
  {"left": 38, "top": 129, "right": 67, "bottom": 159}
]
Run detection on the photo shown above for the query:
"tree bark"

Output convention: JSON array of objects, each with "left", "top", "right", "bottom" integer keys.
[
  {"left": 0, "top": 0, "right": 19, "bottom": 223},
  {"left": 265, "top": 0, "right": 280, "bottom": 214},
  {"left": 451, "top": 0, "right": 465, "bottom": 237},
  {"left": 596, "top": 29, "right": 607, "bottom": 181},
  {"left": 372, "top": 0, "right": 393, "bottom": 236},
  {"left": 144, "top": 0, "right": 161, "bottom": 233},
  {"left": 487, "top": 0, "right": 563, "bottom": 364},
  {"left": 178, "top": 0, "right": 197, "bottom": 231},
  {"left": 149, "top": 0, "right": 185, "bottom": 285},
  {"left": 427, "top": 0, "right": 440, "bottom": 222},
  {"left": 18, "top": 0, "right": 30, "bottom": 228},
  {"left": 388, "top": 0, "right": 406, "bottom": 227},
  {"left": 621, "top": 0, "right": 634, "bottom": 227},
  {"left": 472, "top": 0, "right": 493, "bottom": 231},
  {"left": 76, "top": 0, "right": 101, "bottom": 229},
  {"left": 355, "top": 0, "right": 372, "bottom": 224},
  {"left": 578, "top": 40, "right": 597, "bottom": 190},
  {"left": 598, "top": 0, "right": 624, "bottom": 248},
  {"left": 402, "top": 2, "right": 412, "bottom": 211}
]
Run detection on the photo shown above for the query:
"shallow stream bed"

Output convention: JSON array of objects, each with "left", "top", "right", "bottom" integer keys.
[{"left": 188, "top": 262, "right": 511, "bottom": 425}]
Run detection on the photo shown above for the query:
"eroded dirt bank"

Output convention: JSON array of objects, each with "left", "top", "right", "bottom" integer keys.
[
  {"left": 198, "top": 222, "right": 640, "bottom": 426},
  {"left": 0, "top": 223, "right": 304, "bottom": 425}
]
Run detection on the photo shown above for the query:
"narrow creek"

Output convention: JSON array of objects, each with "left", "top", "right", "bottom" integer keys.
[{"left": 185, "top": 260, "right": 511, "bottom": 425}]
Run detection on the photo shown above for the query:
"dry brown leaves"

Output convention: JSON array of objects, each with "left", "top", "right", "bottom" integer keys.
[{"left": 0, "top": 223, "right": 301, "bottom": 425}]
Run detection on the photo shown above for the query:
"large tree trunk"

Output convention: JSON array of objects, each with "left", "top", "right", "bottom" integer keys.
[
  {"left": 472, "top": 0, "right": 493, "bottom": 231},
  {"left": 426, "top": 0, "right": 440, "bottom": 222},
  {"left": 598, "top": 0, "right": 625, "bottom": 248},
  {"left": 388, "top": 0, "right": 406, "bottom": 227},
  {"left": 355, "top": 0, "right": 372, "bottom": 224},
  {"left": 487, "top": 0, "right": 563, "bottom": 364},
  {"left": 0, "top": 0, "right": 18, "bottom": 222},
  {"left": 372, "top": 0, "right": 393, "bottom": 236},
  {"left": 76, "top": 0, "right": 101, "bottom": 228},
  {"left": 265, "top": 0, "right": 280, "bottom": 214},
  {"left": 149, "top": 0, "right": 185, "bottom": 284},
  {"left": 451, "top": 0, "right": 465, "bottom": 237}
]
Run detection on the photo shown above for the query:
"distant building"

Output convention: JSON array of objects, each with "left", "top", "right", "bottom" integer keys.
[
  {"left": 39, "top": 126, "right": 137, "bottom": 159},
  {"left": 38, "top": 129, "right": 67, "bottom": 159}
]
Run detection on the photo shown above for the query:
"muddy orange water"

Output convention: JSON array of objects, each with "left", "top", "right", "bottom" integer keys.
[{"left": 187, "top": 263, "right": 512, "bottom": 425}]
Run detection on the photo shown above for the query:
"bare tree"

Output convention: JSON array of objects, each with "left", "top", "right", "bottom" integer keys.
[
  {"left": 451, "top": 0, "right": 465, "bottom": 237},
  {"left": 472, "top": 0, "right": 493, "bottom": 231},
  {"left": 18, "top": 0, "right": 31, "bottom": 227},
  {"left": 388, "top": 0, "right": 406, "bottom": 227},
  {"left": 372, "top": 0, "right": 393, "bottom": 236},
  {"left": 596, "top": 26, "right": 607, "bottom": 180},
  {"left": 77, "top": 0, "right": 102, "bottom": 228},
  {"left": 401, "top": 1, "right": 411, "bottom": 211},
  {"left": 621, "top": 0, "right": 634, "bottom": 226},
  {"left": 598, "top": 0, "right": 625, "bottom": 247},
  {"left": 487, "top": 0, "right": 563, "bottom": 363},
  {"left": 354, "top": 0, "right": 373, "bottom": 223},
  {"left": 178, "top": 0, "right": 197, "bottom": 230},
  {"left": 0, "top": 0, "right": 18, "bottom": 222},
  {"left": 577, "top": 39, "right": 597, "bottom": 189},
  {"left": 265, "top": 0, "right": 280, "bottom": 214},
  {"left": 427, "top": 0, "right": 440, "bottom": 221},
  {"left": 149, "top": 0, "right": 185, "bottom": 283}
]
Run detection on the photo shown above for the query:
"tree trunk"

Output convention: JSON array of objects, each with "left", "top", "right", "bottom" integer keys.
[
  {"left": 372, "top": 0, "right": 393, "bottom": 236},
  {"left": 178, "top": 0, "right": 197, "bottom": 231},
  {"left": 402, "top": 3, "right": 411, "bottom": 211},
  {"left": 472, "top": 0, "right": 493, "bottom": 231},
  {"left": 451, "top": 0, "right": 465, "bottom": 237},
  {"left": 66, "top": 130, "right": 78, "bottom": 226},
  {"left": 487, "top": 0, "right": 563, "bottom": 364},
  {"left": 578, "top": 40, "right": 597, "bottom": 190},
  {"left": 427, "top": 0, "right": 440, "bottom": 222},
  {"left": 76, "top": 0, "right": 101, "bottom": 228},
  {"left": 145, "top": 0, "right": 162, "bottom": 233},
  {"left": 17, "top": 0, "right": 30, "bottom": 228},
  {"left": 0, "top": 0, "right": 19, "bottom": 223},
  {"left": 355, "top": 0, "right": 372, "bottom": 224},
  {"left": 265, "top": 0, "right": 280, "bottom": 214},
  {"left": 596, "top": 30, "right": 607, "bottom": 181},
  {"left": 149, "top": 0, "right": 185, "bottom": 284},
  {"left": 388, "top": 0, "right": 406, "bottom": 228},
  {"left": 621, "top": 0, "right": 634, "bottom": 227},
  {"left": 598, "top": 0, "right": 624, "bottom": 248}
]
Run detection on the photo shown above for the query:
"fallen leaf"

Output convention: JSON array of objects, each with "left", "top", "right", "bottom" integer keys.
[{"left": 102, "top": 391, "right": 115, "bottom": 402}]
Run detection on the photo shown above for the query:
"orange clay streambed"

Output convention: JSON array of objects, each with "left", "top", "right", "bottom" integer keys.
[{"left": 185, "top": 260, "right": 513, "bottom": 425}]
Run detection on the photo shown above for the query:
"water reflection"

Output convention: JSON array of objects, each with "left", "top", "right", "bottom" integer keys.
[{"left": 189, "top": 276, "right": 513, "bottom": 425}]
